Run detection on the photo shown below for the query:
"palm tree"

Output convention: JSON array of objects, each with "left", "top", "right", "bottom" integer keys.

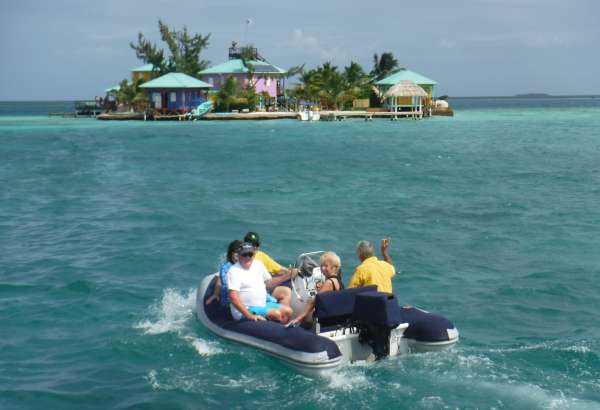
[
  {"left": 370, "top": 52, "right": 400, "bottom": 81},
  {"left": 343, "top": 61, "right": 370, "bottom": 100},
  {"left": 317, "top": 62, "right": 347, "bottom": 110},
  {"left": 116, "top": 79, "right": 148, "bottom": 112}
]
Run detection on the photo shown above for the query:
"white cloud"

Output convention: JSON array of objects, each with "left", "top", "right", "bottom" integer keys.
[{"left": 290, "top": 28, "right": 348, "bottom": 62}]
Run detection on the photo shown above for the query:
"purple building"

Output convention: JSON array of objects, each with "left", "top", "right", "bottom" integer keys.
[{"left": 199, "top": 43, "right": 287, "bottom": 107}]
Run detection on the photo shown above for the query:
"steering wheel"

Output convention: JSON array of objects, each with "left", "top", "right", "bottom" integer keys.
[
  {"left": 291, "top": 266, "right": 325, "bottom": 303},
  {"left": 291, "top": 267, "right": 307, "bottom": 302}
]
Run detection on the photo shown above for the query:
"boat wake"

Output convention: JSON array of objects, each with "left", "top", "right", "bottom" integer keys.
[{"left": 134, "top": 287, "right": 223, "bottom": 356}]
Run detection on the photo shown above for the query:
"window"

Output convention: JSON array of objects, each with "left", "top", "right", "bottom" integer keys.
[{"left": 170, "top": 92, "right": 176, "bottom": 102}]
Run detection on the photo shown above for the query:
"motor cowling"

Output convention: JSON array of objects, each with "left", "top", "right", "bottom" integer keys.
[{"left": 351, "top": 291, "right": 403, "bottom": 359}]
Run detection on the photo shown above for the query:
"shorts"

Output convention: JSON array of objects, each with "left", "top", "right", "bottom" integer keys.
[
  {"left": 247, "top": 301, "right": 282, "bottom": 317},
  {"left": 231, "top": 294, "right": 281, "bottom": 321}
]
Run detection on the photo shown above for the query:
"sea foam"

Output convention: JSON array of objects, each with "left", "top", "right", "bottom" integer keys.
[{"left": 135, "top": 287, "right": 223, "bottom": 355}]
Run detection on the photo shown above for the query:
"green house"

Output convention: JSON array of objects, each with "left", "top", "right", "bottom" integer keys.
[{"left": 375, "top": 68, "right": 437, "bottom": 102}]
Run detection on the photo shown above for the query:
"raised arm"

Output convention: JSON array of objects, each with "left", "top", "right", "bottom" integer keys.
[{"left": 380, "top": 238, "right": 393, "bottom": 266}]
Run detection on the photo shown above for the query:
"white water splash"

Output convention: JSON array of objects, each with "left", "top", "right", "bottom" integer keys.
[
  {"left": 135, "top": 287, "right": 223, "bottom": 356},
  {"left": 489, "top": 340, "right": 592, "bottom": 354},
  {"left": 477, "top": 381, "right": 599, "bottom": 410},
  {"left": 323, "top": 365, "right": 372, "bottom": 391},
  {"left": 134, "top": 287, "right": 196, "bottom": 335}
]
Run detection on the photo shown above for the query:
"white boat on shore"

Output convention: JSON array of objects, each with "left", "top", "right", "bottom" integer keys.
[
  {"left": 298, "top": 110, "right": 320, "bottom": 121},
  {"left": 196, "top": 251, "right": 458, "bottom": 376}
]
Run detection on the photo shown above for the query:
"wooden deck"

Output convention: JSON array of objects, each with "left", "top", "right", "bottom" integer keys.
[
  {"left": 202, "top": 112, "right": 297, "bottom": 120},
  {"left": 92, "top": 110, "right": 439, "bottom": 121}
]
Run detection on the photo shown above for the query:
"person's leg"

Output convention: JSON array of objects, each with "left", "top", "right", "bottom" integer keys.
[
  {"left": 265, "top": 302, "right": 292, "bottom": 324},
  {"left": 278, "top": 305, "right": 292, "bottom": 324},
  {"left": 271, "top": 286, "right": 291, "bottom": 306},
  {"left": 266, "top": 308, "right": 282, "bottom": 322}
]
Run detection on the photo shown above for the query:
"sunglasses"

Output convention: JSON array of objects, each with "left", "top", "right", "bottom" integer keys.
[{"left": 240, "top": 252, "right": 255, "bottom": 258}]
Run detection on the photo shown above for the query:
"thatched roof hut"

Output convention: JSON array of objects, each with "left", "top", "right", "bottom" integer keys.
[{"left": 384, "top": 80, "right": 428, "bottom": 98}]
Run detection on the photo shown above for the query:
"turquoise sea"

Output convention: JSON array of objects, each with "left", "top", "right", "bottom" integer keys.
[{"left": 1, "top": 98, "right": 600, "bottom": 409}]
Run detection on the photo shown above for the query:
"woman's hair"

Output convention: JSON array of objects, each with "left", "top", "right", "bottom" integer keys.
[
  {"left": 227, "top": 240, "right": 243, "bottom": 263},
  {"left": 320, "top": 251, "right": 342, "bottom": 279}
]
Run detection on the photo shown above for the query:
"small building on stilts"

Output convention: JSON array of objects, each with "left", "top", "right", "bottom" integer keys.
[{"left": 382, "top": 80, "right": 429, "bottom": 119}]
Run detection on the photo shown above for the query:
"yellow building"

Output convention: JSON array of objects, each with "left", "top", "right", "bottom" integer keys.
[{"left": 131, "top": 64, "right": 157, "bottom": 83}]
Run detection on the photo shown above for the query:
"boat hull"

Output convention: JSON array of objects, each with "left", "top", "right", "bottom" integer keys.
[{"left": 196, "top": 274, "right": 344, "bottom": 377}]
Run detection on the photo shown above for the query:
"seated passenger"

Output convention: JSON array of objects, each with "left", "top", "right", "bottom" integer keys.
[
  {"left": 227, "top": 242, "right": 293, "bottom": 323},
  {"left": 289, "top": 251, "right": 343, "bottom": 325},
  {"left": 244, "top": 231, "right": 295, "bottom": 306},
  {"left": 205, "top": 240, "right": 242, "bottom": 306},
  {"left": 348, "top": 239, "right": 395, "bottom": 293}
]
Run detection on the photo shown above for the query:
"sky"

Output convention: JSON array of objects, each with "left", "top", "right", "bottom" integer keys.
[{"left": 1, "top": 0, "right": 599, "bottom": 100}]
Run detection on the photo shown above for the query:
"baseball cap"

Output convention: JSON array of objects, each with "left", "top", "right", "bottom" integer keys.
[
  {"left": 244, "top": 232, "right": 260, "bottom": 246},
  {"left": 239, "top": 242, "right": 256, "bottom": 255}
]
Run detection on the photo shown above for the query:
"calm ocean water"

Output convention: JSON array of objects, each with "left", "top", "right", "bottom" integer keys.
[{"left": 1, "top": 98, "right": 599, "bottom": 409}]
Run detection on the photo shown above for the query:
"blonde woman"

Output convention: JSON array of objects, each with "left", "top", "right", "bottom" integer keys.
[{"left": 289, "top": 251, "right": 343, "bottom": 325}]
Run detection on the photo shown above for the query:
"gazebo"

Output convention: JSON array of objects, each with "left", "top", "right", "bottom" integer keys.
[
  {"left": 382, "top": 80, "right": 428, "bottom": 118},
  {"left": 139, "top": 73, "right": 212, "bottom": 113}
]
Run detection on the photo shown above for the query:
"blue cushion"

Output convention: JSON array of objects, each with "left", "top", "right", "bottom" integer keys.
[
  {"left": 314, "top": 285, "right": 377, "bottom": 326},
  {"left": 352, "top": 291, "right": 403, "bottom": 328},
  {"left": 400, "top": 307, "right": 455, "bottom": 342}
]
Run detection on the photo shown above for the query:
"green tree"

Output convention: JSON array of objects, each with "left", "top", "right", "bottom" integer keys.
[
  {"left": 370, "top": 52, "right": 400, "bottom": 81},
  {"left": 116, "top": 79, "right": 148, "bottom": 111},
  {"left": 130, "top": 20, "right": 210, "bottom": 76},
  {"left": 343, "top": 61, "right": 371, "bottom": 101},
  {"left": 316, "top": 62, "right": 347, "bottom": 110},
  {"left": 216, "top": 77, "right": 239, "bottom": 112}
]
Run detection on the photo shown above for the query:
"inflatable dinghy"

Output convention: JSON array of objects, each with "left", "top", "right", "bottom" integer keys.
[{"left": 196, "top": 251, "right": 459, "bottom": 376}]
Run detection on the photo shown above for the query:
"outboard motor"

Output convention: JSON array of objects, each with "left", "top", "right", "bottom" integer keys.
[{"left": 351, "top": 291, "right": 403, "bottom": 359}]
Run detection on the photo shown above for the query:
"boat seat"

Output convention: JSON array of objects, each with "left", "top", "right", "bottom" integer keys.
[{"left": 314, "top": 286, "right": 377, "bottom": 328}]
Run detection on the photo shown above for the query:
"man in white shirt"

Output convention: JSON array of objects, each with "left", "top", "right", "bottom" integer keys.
[{"left": 227, "top": 243, "right": 293, "bottom": 323}]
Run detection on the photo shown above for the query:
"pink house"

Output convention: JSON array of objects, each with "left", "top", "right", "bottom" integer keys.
[{"left": 199, "top": 43, "right": 287, "bottom": 102}]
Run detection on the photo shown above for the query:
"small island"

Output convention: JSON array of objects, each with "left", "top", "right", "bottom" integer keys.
[{"left": 81, "top": 20, "right": 452, "bottom": 121}]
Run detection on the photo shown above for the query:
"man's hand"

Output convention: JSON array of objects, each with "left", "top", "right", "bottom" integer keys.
[
  {"left": 248, "top": 314, "right": 266, "bottom": 321},
  {"left": 380, "top": 238, "right": 393, "bottom": 265}
]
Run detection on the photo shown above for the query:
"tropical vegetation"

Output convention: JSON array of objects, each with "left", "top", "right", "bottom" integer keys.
[
  {"left": 118, "top": 20, "right": 404, "bottom": 113},
  {"left": 130, "top": 20, "right": 211, "bottom": 76},
  {"left": 287, "top": 54, "right": 400, "bottom": 110}
]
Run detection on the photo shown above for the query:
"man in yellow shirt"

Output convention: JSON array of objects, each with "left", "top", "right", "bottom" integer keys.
[
  {"left": 348, "top": 239, "right": 395, "bottom": 293},
  {"left": 244, "top": 232, "right": 294, "bottom": 306}
]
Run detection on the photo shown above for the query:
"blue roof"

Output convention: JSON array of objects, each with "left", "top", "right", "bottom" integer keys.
[
  {"left": 139, "top": 73, "right": 212, "bottom": 89},
  {"left": 131, "top": 63, "right": 156, "bottom": 72},
  {"left": 199, "top": 59, "right": 286, "bottom": 75},
  {"left": 375, "top": 68, "right": 437, "bottom": 86}
]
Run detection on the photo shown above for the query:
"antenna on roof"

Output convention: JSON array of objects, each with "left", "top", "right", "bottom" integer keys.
[{"left": 244, "top": 18, "right": 252, "bottom": 45}]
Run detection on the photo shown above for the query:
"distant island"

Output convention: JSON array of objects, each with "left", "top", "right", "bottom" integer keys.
[{"left": 515, "top": 93, "right": 551, "bottom": 98}]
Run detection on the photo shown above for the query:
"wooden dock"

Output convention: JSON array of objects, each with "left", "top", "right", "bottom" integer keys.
[
  {"left": 202, "top": 112, "right": 297, "bottom": 120},
  {"left": 91, "top": 109, "right": 443, "bottom": 121}
]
